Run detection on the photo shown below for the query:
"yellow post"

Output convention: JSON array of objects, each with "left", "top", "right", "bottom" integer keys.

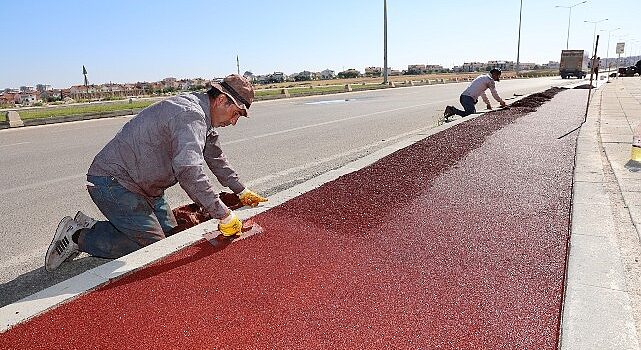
[{"left": 625, "top": 123, "right": 641, "bottom": 172}]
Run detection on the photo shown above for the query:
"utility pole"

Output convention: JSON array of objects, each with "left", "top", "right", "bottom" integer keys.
[
  {"left": 605, "top": 28, "right": 620, "bottom": 82},
  {"left": 236, "top": 55, "right": 240, "bottom": 75},
  {"left": 383, "top": 0, "right": 388, "bottom": 84},
  {"left": 555, "top": 1, "right": 587, "bottom": 50},
  {"left": 516, "top": 0, "right": 523, "bottom": 73},
  {"left": 586, "top": 34, "right": 599, "bottom": 116}
]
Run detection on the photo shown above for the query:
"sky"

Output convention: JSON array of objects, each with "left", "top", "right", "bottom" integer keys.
[{"left": 1, "top": 0, "right": 640, "bottom": 89}]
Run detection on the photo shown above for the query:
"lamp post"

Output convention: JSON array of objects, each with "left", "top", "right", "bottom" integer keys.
[
  {"left": 516, "top": 0, "right": 523, "bottom": 74},
  {"left": 629, "top": 39, "right": 640, "bottom": 66},
  {"left": 584, "top": 18, "right": 608, "bottom": 57},
  {"left": 603, "top": 27, "right": 620, "bottom": 82},
  {"left": 556, "top": 1, "right": 587, "bottom": 50},
  {"left": 383, "top": 0, "right": 388, "bottom": 85}
]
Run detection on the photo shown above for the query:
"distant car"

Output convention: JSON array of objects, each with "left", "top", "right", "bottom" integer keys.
[
  {"left": 625, "top": 66, "right": 638, "bottom": 77},
  {"left": 618, "top": 66, "right": 638, "bottom": 77}
]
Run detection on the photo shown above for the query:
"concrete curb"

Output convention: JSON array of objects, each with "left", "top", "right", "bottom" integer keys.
[{"left": 0, "top": 109, "right": 143, "bottom": 130}]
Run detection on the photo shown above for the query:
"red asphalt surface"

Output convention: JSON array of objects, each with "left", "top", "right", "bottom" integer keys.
[{"left": 1, "top": 90, "right": 587, "bottom": 349}]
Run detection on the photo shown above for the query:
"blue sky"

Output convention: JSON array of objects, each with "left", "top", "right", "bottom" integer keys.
[{"left": 1, "top": 0, "right": 639, "bottom": 88}]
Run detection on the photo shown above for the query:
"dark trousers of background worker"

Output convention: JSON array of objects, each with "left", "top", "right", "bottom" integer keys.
[{"left": 450, "top": 95, "right": 477, "bottom": 117}]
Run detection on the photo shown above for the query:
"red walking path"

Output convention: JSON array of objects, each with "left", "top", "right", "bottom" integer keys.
[{"left": 0, "top": 89, "right": 586, "bottom": 349}]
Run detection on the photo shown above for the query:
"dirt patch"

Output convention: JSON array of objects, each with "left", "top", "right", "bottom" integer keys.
[
  {"left": 170, "top": 192, "right": 242, "bottom": 235},
  {"left": 509, "top": 87, "right": 567, "bottom": 111},
  {"left": 573, "top": 84, "right": 595, "bottom": 89}
]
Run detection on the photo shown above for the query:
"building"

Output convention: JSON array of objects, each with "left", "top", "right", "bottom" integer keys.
[
  {"left": 487, "top": 60, "right": 515, "bottom": 71},
  {"left": 36, "top": 84, "right": 52, "bottom": 92},
  {"left": 320, "top": 69, "right": 335, "bottom": 80},
  {"left": 271, "top": 72, "right": 287, "bottom": 83},
  {"left": 460, "top": 62, "right": 485, "bottom": 72},
  {"left": 337, "top": 69, "right": 361, "bottom": 79},
  {"left": 243, "top": 71, "right": 255, "bottom": 82},
  {"left": 364, "top": 67, "right": 382, "bottom": 77},
  {"left": 41, "top": 89, "right": 64, "bottom": 101},
  {"left": 162, "top": 77, "right": 179, "bottom": 89},
  {"left": 518, "top": 62, "right": 537, "bottom": 70},
  {"left": 425, "top": 64, "right": 445, "bottom": 72},
  {"left": 17, "top": 91, "right": 38, "bottom": 105},
  {"left": 407, "top": 64, "right": 427, "bottom": 74},
  {"left": 0, "top": 92, "right": 17, "bottom": 106},
  {"left": 292, "top": 71, "right": 316, "bottom": 81},
  {"left": 70, "top": 85, "right": 98, "bottom": 94}
]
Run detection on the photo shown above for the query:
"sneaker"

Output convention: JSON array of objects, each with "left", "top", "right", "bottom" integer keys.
[
  {"left": 74, "top": 210, "right": 97, "bottom": 229},
  {"left": 45, "top": 217, "right": 81, "bottom": 271}
]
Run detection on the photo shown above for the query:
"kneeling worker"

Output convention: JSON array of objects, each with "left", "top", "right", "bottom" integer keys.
[
  {"left": 444, "top": 68, "right": 506, "bottom": 119},
  {"left": 45, "top": 74, "right": 267, "bottom": 271}
]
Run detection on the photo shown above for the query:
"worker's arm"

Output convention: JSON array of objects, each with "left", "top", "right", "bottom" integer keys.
[
  {"left": 203, "top": 129, "right": 244, "bottom": 194},
  {"left": 168, "top": 111, "right": 229, "bottom": 219},
  {"left": 488, "top": 80, "right": 507, "bottom": 107},
  {"left": 203, "top": 129, "right": 267, "bottom": 207},
  {"left": 480, "top": 91, "right": 491, "bottom": 109}
]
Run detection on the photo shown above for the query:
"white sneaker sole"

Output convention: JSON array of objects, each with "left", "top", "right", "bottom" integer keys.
[{"left": 45, "top": 217, "right": 80, "bottom": 271}]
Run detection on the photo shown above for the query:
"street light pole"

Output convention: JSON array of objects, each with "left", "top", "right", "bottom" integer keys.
[
  {"left": 383, "top": 0, "right": 388, "bottom": 85},
  {"left": 556, "top": 1, "right": 587, "bottom": 50},
  {"left": 604, "top": 27, "right": 620, "bottom": 82},
  {"left": 584, "top": 18, "right": 608, "bottom": 57},
  {"left": 516, "top": 0, "right": 523, "bottom": 73}
]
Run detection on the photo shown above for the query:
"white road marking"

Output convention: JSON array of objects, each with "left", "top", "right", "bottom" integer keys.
[
  {"left": 0, "top": 174, "right": 85, "bottom": 196},
  {"left": 0, "top": 142, "right": 30, "bottom": 148},
  {"left": 222, "top": 99, "right": 450, "bottom": 146},
  {"left": 244, "top": 125, "right": 435, "bottom": 188}
]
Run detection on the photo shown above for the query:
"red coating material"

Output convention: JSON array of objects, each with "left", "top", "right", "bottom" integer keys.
[{"left": 0, "top": 89, "right": 584, "bottom": 349}]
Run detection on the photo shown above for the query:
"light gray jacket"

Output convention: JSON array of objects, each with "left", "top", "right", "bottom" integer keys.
[{"left": 87, "top": 92, "right": 244, "bottom": 219}]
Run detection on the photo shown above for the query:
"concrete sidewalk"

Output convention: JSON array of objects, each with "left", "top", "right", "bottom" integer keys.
[{"left": 561, "top": 77, "right": 641, "bottom": 349}]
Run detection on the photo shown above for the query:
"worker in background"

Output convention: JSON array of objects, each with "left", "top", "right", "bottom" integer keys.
[
  {"left": 443, "top": 68, "right": 507, "bottom": 119},
  {"left": 593, "top": 57, "right": 600, "bottom": 76},
  {"left": 45, "top": 74, "right": 267, "bottom": 271}
]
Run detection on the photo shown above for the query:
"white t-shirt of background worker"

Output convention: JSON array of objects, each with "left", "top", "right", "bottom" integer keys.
[{"left": 461, "top": 74, "right": 505, "bottom": 106}]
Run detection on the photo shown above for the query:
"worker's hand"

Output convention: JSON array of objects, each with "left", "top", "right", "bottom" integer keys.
[
  {"left": 218, "top": 211, "right": 242, "bottom": 237},
  {"left": 486, "top": 103, "right": 492, "bottom": 110},
  {"left": 500, "top": 101, "right": 507, "bottom": 108},
  {"left": 239, "top": 188, "right": 268, "bottom": 207}
]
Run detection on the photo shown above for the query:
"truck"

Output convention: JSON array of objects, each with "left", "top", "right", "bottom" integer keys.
[{"left": 559, "top": 50, "right": 587, "bottom": 79}]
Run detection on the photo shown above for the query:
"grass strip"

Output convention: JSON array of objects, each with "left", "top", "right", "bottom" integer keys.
[{"left": 17, "top": 100, "right": 157, "bottom": 120}]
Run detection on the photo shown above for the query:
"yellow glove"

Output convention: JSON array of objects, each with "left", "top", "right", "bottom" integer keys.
[
  {"left": 239, "top": 188, "right": 268, "bottom": 207},
  {"left": 218, "top": 211, "right": 242, "bottom": 237}
]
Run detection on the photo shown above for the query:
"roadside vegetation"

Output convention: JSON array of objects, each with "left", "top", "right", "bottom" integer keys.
[{"left": 16, "top": 100, "right": 156, "bottom": 120}]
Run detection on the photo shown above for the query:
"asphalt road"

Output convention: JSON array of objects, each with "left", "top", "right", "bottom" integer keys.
[{"left": 0, "top": 76, "right": 581, "bottom": 305}]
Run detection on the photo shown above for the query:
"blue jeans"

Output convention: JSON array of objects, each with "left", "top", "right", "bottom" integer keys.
[
  {"left": 78, "top": 175, "right": 177, "bottom": 259},
  {"left": 451, "top": 95, "right": 477, "bottom": 117}
]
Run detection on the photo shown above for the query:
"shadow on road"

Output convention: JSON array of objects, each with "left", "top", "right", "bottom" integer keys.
[{"left": 0, "top": 255, "right": 110, "bottom": 307}]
